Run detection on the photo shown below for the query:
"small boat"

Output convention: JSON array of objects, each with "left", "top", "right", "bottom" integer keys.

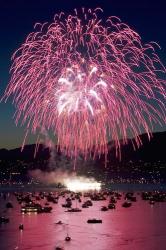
[
  {"left": 101, "top": 206, "right": 108, "bottom": 211},
  {"left": 6, "top": 202, "right": 13, "bottom": 208},
  {"left": 38, "top": 206, "right": 52, "bottom": 213},
  {"left": 130, "top": 196, "right": 137, "bottom": 202},
  {"left": 87, "top": 218, "right": 102, "bottom": 223},
  {"left": 45, "top": 202, "right": 50, "bottom": 206},
  {"left": 65, "top": 235, "right": 71, "bottom": 241},
  {"left": 0, "top": 217, "right": 9, "bottom": 224},
  {"left": 85, "top": 200, "right": 93, "bottom": 206},
  {"left": 55, "top": 221, "right": 63, "bottom": 225},
  {"left": 66, "top": 197, "right": 71, "bottom": 202},
  {"left": 62, "top": 202, "right": 72, "bottom": 208},
  {"left": 108, "top": 203, "right": 116, "bottom": 209},
  {"left": 82, "top": 203, "right": 89, "bottom": 208},
  {"left": 66, "top": 208, "right": 82, "bottom": 212},
  {"left": 19, "top": 224, "right": 24, "bottom": 230},
  {"left": 125, "top": 193, "right": 137, "bottom": 202},
  {"left": 110, "top": 197, "right": 117, "bottom": 203},
  {"left": 122, "top": 201, "right": 132, "bottom": 208}
]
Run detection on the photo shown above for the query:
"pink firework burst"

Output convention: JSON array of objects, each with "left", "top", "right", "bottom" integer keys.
[{"left": 3, "top": 8, "right": 166, "bottom": 161}]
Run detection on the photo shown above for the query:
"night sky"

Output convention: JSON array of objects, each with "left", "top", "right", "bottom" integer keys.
[{"left": 0, "top": 0, "right": 166, "bottom": 149}]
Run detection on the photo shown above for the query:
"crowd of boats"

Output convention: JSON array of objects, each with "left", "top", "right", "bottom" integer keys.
[
  {"left": 1, "top": 190, "right": 166, "bottom": 226},
  {"left": 1, "top": 189, "right": 166, "bottom": 250}
]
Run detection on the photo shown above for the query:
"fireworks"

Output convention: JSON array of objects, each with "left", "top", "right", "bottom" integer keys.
[{"left": 3, "top": 8, "right": 166, "bottom": 161}]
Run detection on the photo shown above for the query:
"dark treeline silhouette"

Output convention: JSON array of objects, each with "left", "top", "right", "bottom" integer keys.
[{"left": 0, "top": 132, "right": 165, "bottom": 164}]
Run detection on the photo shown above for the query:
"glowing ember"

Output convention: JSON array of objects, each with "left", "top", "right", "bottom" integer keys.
[
  {"left": 65, "top": 179, "right": 101, "bottom": 192},
  {"left": 3, "top": 8, "right": 166, "bottom": 162}
]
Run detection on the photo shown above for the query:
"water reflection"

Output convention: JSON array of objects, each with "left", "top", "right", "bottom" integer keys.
[{"left": 1, "top": 191, "right": 166, "bottom": 250}]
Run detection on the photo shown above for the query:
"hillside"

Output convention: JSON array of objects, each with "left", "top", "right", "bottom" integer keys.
[{"left": 0, "top": 131, "right": 165, "bottom": 164}]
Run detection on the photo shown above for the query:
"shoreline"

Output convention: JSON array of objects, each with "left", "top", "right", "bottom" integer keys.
[{"left": 1, "top": 183, "right": 166, "bottom": 192}]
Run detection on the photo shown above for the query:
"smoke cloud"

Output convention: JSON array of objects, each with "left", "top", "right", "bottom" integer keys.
[{"left": 29, "top": 169, "right": 100, "bottom": 190}]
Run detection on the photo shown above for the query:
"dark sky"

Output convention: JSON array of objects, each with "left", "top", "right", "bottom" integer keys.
[{"left": 0, "top": 0, "right": 166, "bottom": 149}]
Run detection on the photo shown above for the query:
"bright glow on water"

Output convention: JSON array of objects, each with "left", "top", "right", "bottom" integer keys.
[{"left": 65, "top": 179, "right": 101, "bottom": 192}]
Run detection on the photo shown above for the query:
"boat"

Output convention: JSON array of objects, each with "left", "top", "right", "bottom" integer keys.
[
  {"left": 101, "top": 206, "right": 108, "bottom": 211},
  {"left": 65, "top": 234, "right": 71, "bottom": 241},
  {"left": 62, "top": 201, "right": 72, "bottom": 208},
  {"left": 55, "top": 221, "right": 63, "bottom": 225},
  {"left": 0, "top": 216, "right": 9, "bottom": 223},
  {"left": 108, "top": 203, "right": 116, "bottom": 209},
  {"left": 84, "top": 200, "right": 93, "bottom": 206},
  {"left": 66, "top": 197, "right": 71, "bottom": 202},
  {"left": 38, "top": 206, "right": 52, "bottom": 213},
  {"left": 115, "top": 192, "right": 122, "bottom": 199},
  {"left": 87, "top": 218, "right": 102, "bottom": 223},
  {"left": 125, "top": 193, "right": 136, "bottom": 202},
  {"left": 21, "top": 204, "right": 39, "bottom": 213},
  {"left": 21, "top": 203, "right": 52, "bottom": 213},
  {"left": 110, "top": 197, "right": 117, "bottom": 203},
  {"left": 129, "top": 196, "right": 137, "bottom": 202},
  {"left": 47, "top": 196, "right": 58, "bottom": 203},
  {"left": 122, "top": 201, "right": 132, "bottom": 208},
  {"left": 6, "top": 202, "right": 13, "bottom": 208},
  {"left": 66, "top": 208, "right": 82, "bottom": 212},
  {"left": 82, "top": 203, "right": 89, "bottom": 208},
  {"left": 19, "top": 224, "right": 24, "bottom": 230},
  {"left": 91, "top": 195, "right": 106, "bottom": 201}
]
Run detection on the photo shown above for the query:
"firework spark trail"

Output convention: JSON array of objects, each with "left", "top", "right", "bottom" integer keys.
[{"left": 3, "top": 8, "right": 166, "bottom": 162}]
